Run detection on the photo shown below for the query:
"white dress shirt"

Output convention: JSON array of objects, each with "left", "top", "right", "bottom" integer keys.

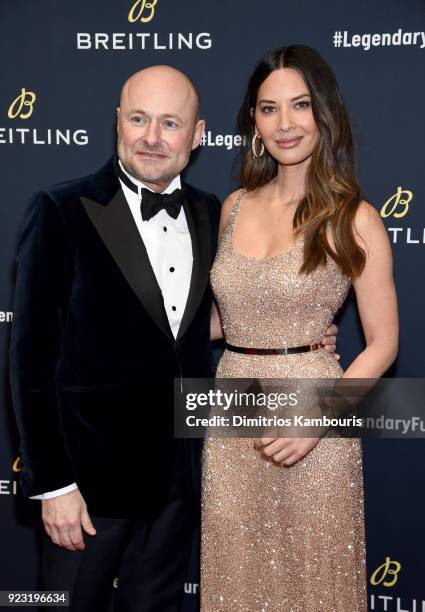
[
  {"left": 31, "top": 161, "right": 193, "bottom": 500},
  {"left": 119, "top": 162, "right": 193, "bottom": 338}
]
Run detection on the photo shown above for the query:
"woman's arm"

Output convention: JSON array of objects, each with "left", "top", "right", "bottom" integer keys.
[
  {"left": 210, "top": 301, "right": 223, "bottom": 341},
  {"left": 209, "top": 190, "right": 242, "bottom": 342},
  {"left": 343, "top": 200, "right": 399, "bottom": 378}
]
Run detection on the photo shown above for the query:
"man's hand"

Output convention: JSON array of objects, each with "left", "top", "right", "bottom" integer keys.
[
  {"left": 41, "top": 488, "right": 96, "bottom": 551},
  {"left": 321, "top": 323, "right": 339, "bottom": 359}
]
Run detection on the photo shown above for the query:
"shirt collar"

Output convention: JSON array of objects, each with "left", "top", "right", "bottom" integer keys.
[{"left": 118, "top": 159, "right": 181, "bottom": 196}]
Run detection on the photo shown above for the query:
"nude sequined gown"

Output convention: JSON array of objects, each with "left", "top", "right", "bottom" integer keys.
[{"left": 201, "top": 192, "right": 367, "bottom": 611}]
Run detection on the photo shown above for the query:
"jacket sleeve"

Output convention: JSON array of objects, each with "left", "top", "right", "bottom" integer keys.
[
  {"left": 9, "top": 189, "right": 76, "bottom": 497},
  {"left": 210, "top": 193, "right": 222, "bottom": 253}
]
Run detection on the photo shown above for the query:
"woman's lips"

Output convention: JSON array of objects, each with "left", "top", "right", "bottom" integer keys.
[{"left": 275, "top": 136, "right": 303, "bottom": 148}]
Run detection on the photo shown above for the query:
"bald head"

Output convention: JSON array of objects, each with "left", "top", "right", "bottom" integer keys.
[
  {"left": 116, "top": 65, "right": 205, "bottom": 192},
  {"left": 119, "top": 65, "right": 200, "bottom": 120}
]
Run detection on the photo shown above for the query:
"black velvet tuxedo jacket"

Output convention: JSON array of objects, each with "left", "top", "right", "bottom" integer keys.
[{"left": 10, "top": 158, "right": 220, "bottom": 519}]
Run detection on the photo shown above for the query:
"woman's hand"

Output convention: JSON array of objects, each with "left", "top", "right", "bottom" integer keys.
[
  {"left": 321, "top": 323, "right": 339, "bottom": 359},
  {"left": 254, "top": 435, "right": 320, "bottom": 466}
]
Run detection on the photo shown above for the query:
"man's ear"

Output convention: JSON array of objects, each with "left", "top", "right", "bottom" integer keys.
[
  {"left": 116, "top": 107, "right": 120, "bottom": 133},
  {"left": 192, "top": 118, "right": 206, "bottom": 150}
]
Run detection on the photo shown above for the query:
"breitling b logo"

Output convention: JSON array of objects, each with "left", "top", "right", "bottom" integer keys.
[
  {"left": 381, "top": 186, "right": 413, "bottom": 219},
  {"left": 128, "top": 0, "right": 158, "bottom": 23},
  {"left": 370, "top": 556, "right": 401, "bottom": 587},
  {"left": 12, "top": 456, "right": 22, "bottom": 473},
  {"left": 7, "top": 88, "right": 37, "bottom": 120}
]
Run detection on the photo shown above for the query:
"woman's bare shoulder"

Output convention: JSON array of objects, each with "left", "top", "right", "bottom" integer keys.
[
  {"left": 219, "top": 188, "right": 245, "bottom": 231},
  {"left": 353, "top": 200, "right": 387, "bottom": 250}
]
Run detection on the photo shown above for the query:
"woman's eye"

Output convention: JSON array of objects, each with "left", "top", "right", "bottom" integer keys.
[
  {"left": 295, "top": 101, "right": 311, "bottom": 109},
  {"left": 261, "top": 106, "right": 276, "bottom": 113}
]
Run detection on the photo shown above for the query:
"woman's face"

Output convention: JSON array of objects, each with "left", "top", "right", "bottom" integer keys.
[{"left": 254, "top": 67, "right": 320, "bottom": 167}]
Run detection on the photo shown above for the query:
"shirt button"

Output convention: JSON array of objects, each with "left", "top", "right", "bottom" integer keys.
[
  {"left": 172, "top": 306, "right": 176, "bottom": 311},
  {"left": 169, "top": 267, "right": 175, "bottom": 272},
  {"left": 163, "top": 226, "right": 167, "bottom": 232}
]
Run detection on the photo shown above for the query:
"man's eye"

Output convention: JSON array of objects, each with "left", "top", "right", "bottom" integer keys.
[
  {"left": 164, "top": 120, "right": 177, "bottom": 128},
  {"left": 131, "top": 115, "right": 146, "bottom": 124}
]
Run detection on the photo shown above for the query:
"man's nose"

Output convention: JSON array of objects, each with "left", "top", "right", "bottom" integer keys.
[{"left": 144, "top": 120, "right": 161, "bottom": 145}]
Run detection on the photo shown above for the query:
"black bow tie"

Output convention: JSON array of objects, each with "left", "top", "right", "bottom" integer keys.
[
  {"left": 114, "top": 159, "right": 184, "bottom": 222},
  {"left": 141, "top": 187, "right": 184, "bottom": 222}
]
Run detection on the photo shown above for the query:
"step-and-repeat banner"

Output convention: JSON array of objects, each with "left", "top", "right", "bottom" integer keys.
[{"left": 1, "top": 1, "right": 424, "bottom": 610}]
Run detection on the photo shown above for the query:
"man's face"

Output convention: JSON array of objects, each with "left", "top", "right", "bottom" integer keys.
[{"left": 117, "top": 70, "right": 204, "bottom": 192}]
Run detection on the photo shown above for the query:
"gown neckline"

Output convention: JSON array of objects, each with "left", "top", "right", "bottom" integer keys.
[{"left": 230, "top": 189, "right": 302, "bottom": 262}]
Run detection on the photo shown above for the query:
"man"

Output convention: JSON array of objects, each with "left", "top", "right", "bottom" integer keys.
[{"left": 10, "top": 65, "right": 338, "bottom": 611}]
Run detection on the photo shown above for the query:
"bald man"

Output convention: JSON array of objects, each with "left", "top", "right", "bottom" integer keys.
[{"left": 9, "top": 65, "right": 219, "bottom": 611}]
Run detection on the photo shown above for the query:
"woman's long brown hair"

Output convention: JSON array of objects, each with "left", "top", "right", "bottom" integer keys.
[{"left": 238, "top": 45, "right": 366, "bottom": 277}]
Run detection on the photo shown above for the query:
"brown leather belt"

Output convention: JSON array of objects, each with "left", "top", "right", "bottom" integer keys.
[{"left": 224, "top": 342, "right": 321, "bottom": 356}]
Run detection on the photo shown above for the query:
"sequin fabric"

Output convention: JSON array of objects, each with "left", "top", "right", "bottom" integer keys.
[{"left": 201, "top": 191, "right": 367, "bottom": 611}]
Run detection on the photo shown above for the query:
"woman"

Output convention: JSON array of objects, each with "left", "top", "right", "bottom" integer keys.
[{"left": 202, "top": 45, "right": 398, "bottom": 611}]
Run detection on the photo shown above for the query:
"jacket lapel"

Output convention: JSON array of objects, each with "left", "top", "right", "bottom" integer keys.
[
  {"left": 81, "top": 188, "right": 173, "bottom": 340},
  {"left": 177, "top": 185, "right": 212, "bottom": 340}
]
